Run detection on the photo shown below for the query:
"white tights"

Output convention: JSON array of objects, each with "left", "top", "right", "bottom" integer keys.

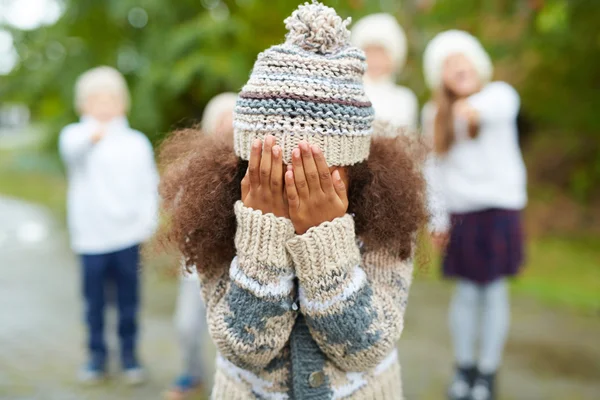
[
  {"left": 449, "top": 278, "right": 510, "bottom": 373},
  {"left": 174, "top": 276, "right": 207, "bottom": 380}
]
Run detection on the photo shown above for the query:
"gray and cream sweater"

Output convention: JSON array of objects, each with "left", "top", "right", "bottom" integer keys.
[{"left": 201, "top": 202, "right": 413, "bottom": 399}]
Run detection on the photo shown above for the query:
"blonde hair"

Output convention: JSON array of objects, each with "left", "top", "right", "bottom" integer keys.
[
  {"left": 74, "top": 66, "right": 130, "bottom": 113},
  {"left": 201, "top": 92, "right": 237, "bottom": 136}
]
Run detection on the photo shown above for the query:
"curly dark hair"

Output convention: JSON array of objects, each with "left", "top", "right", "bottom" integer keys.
[{"left": 156, "top": 127, "right": 428, "bottom": 273}]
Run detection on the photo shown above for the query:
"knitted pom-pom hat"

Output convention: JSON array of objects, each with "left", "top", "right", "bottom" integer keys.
[
  {"left": 423, "top": 30, "right": 493, "bottom": 90},
  {"left": 351, "top": 13, "right": 408, "bottom": 73},
  {"left": 234, "top": 1, "right": 374, "bottom": 166}
]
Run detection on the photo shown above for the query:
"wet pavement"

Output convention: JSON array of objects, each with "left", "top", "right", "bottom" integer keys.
[
  {"left": 0, "top": 196, "right": 599, "bottom": 399},
  {"left": 0, "top": 197, "right": 200, "bottom": 400}
]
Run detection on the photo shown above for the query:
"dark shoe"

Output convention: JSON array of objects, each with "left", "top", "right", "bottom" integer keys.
[
  {"left": 470, "top": 371, "right": 496, "bottom": 400},
  {"left": 447, "top": 365, "right": 478, "bottom": 400}
]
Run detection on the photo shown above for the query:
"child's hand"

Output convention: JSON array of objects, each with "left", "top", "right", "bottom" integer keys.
[
  {"left": 91, "top": 129, "right": 106, "bottom": 144},
  {"left": 241, "top": 135, "right": 289, "bottom": 218},
  {"left": 431, "top": 231, "right": 449, "bottom": 251},
  {"left": 285, "top": 141, "right": 348, "bottom": 235},
  {"left": 453, "top": 99, "right": 479, "bottom": 125}
]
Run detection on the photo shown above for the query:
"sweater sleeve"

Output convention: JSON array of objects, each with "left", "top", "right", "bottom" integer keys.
[
  {"left": 199, "top": 201, "right": 298, "bottom": 372},
  {"left": 468, "top": 81, "right": 520, "bottom": 123},
  {"left": 137, "top": 137, "right": 160, "bottom": 238},
  {"left": 58, "top": 124, "right": 96, "bottom": 167},
  {"left": 421, "top": 103, "right": 450, "bottom": 233},
  {"left": 404, "top": 88, "right": 419, "bottom": 130},
  {"left": 285, "top": 215, "right": 413, "bottom": 372},
  {"left": 424, "top": 156, "right": 450, "bottom": 233}
]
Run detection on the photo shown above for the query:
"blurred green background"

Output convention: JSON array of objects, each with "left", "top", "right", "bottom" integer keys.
[{"left": 0, "top": 0, "right": 599, "bottom": 312}]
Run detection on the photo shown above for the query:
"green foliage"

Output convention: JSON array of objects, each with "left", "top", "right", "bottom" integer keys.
[{"left": 1, "top": 0, "right": 599, "bottom": 200}]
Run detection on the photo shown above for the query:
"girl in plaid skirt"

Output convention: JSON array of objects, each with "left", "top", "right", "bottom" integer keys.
[{"left": 422, "top": 30, "right": 527, "bottom": 400}]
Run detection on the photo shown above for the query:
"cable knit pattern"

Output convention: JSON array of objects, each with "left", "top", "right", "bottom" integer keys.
[
  {"left": 233, "top": 201, "right": 296, "bottom": 288},
  {"left": 199, "top": 202, "right": 297, "bottom": 378},
  {"left": 205, "top": 3, "right": 411, "bottom": 398},
  {"left": 233, "top": 1, "right": 374, "bottom": 166},
  {"left": 205, "top": 206, "right": 412, "bottom": 399},
  {"left": 287, "top": 215, "right": 411, "bottom": 372}
]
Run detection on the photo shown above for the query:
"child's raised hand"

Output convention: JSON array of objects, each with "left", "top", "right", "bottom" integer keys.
[
  {"left": 241, "top": 135, "right": 288, "bottom": 218},
  {"left": 431, "top": 231, "right": 449, "bottom": 251},
  {"left": 91, "top": 128, "right": 106, "bottom": 144},
  {"left": 285, "top": 141, "right": 348, "bottom": 235},
  {"left": 453, "top": 99, "right": 479, "bottom": 125}
]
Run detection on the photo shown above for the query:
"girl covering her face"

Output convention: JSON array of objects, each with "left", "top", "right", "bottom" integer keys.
[{"left": 157, "top": 3, "right": 427, "bottom": 399}]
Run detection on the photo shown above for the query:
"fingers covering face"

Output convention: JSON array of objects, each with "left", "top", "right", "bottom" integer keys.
[
  {"left": 299, "top": 141, "right": 321, "bottom": 192},
  {"left": 260, "top": 135, "right": 274, "bottom": 185},
  {"left": 285, "top": 166, "right": 299, "bottom": 209},
  {"left": 292, "top": 148, "right": 309, "bottom": 199},
  {"left": 311, "top": 144, "right": 334, "bottom": 194},
  {"left": 248, "top": 139, "right": 262, "bottom": 187},
  {"left": 270, "top": 144, "right": 283, "bottom": 194},
  {"left": 332, "top": 169, "right": 348, "bottom": 203},
  {"left": 247, "top": 136, "right": 284, "bottom": 189}
]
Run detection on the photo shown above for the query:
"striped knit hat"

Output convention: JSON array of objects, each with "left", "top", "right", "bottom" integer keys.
[{"left": 233, "top": 1, "right": 374, "bottom": 166}]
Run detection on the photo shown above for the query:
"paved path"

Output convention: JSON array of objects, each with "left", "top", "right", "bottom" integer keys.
[
  {"left": 0, "top": 197, "right": 599, "bottom": 399},
  {"left": 0, "top": 197, "right": 191, "bottom": 400}
]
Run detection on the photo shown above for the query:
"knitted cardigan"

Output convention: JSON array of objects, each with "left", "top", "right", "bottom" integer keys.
[{"left": 200, "top": 202, "right": 413, "bottom": 399}]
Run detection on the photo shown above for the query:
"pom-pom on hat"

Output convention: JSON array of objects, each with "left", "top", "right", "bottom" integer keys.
[
  {"left": 233, "top": 1, "right": 374, "bottom": 166},
  {"left": 423, "top": 30, "right": 493, "bottom": 90},
  {"left": 351, "top": 13, "right": 408, "bottom": 73}
]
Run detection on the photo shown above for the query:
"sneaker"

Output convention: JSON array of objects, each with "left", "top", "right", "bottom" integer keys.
[
  {"left": 123, "top": 366, "right": 146, "bottom": 386},
  {"left": 447, "top": 365, "right": 477, "bottom": 400},
  {"left": 78, "top": 361, "right": 106, "bottom": 385},
  {"left": 164, "top": 375, "right": 204, "bottom": 400},
  {"left": 471, "top": 372, "right": 496, "bottom": 400}
]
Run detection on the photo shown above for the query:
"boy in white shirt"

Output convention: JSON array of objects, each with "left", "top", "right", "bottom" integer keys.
[{"left": 59, "top": 66, "right": 159, "bottom": 385}]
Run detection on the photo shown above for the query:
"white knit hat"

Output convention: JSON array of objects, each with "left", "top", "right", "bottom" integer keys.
[
  {"left": 351, "top": 13, "right": 408, "bottom": 73},
  {"left": 423, "top": 30, "right": 493, "bottom": 90},
  {"left": 74, "top": 66, "right": 130, "bottom": 113},
  {"left": 201, "top": 92, "right": 237, "bottom": 136}
]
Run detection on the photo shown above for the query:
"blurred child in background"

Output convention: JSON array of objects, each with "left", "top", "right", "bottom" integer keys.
[
  {"left": 59, "top": 66, "right": 159, "bottom": 385},
  {"left": 351, "top": 13, "right": 418, "bottom": 130},
  {"left": 422, "top": 31, "right": 527, "bottom": 400},
  {"left": 163, "top": 92, "right": 237, "bottom": 400},
  {"left": 157, "top": 3, "right": 427, "bottom": 398}
]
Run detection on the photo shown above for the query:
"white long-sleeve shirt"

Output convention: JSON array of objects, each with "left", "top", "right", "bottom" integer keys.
[
  {"left": 59, "top": 116, "right": 159, "bottom": 254},
  {"left": 423, "top": 82, "right": 527, "bottom": 232},
  {"left": 364, "top": 76, "right": 418, "bottom": 132}
]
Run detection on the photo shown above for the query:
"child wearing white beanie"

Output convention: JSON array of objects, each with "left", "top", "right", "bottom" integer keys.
[
  {"left": 351, "top": 13, "right": 418, "bottom": 132},
  {"left": 422, "top": 30, "right": 527, "bottom": 400}
]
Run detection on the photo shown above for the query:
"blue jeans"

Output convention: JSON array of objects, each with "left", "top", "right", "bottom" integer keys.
[{"left": 81, "top": 245, "right": 140, "bottom": 369}]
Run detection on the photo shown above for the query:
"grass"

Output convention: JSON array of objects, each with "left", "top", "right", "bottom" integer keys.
[
  {"left": 1, "top": 149, "right": 599, "bottom": 313},
  {"left": 515, "top": 236, "right": 600, "bottom": 312},
  {"left": 417, "top": 234, "right": 600, "bottom": 314},
  {"left": 0, "top": 149, "right": 67, "bottom": 218}
]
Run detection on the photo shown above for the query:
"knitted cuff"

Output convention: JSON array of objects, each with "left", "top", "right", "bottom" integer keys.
[
  {"left": 233, "top": 201, "right": 296, "bottom": 297},
  {"left": 286, "top": 214, "right": 362, "bottom": 309}
]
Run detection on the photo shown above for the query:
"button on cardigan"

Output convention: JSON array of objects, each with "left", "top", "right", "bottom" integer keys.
[{"left": 203, "top": 202, "right": 412, "bottom": 399}]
